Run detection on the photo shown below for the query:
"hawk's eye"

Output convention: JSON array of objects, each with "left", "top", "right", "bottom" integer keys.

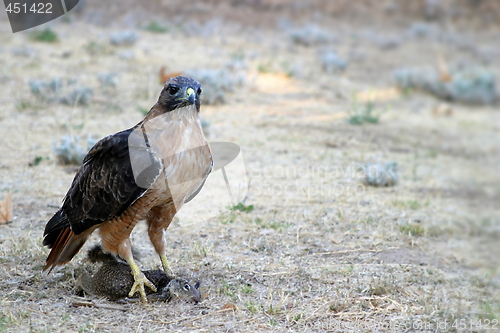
[
  {"left": 197, "top": 87, "right": 202, "bottom": 95},
  {"left": 167, "top": 85, "right": 179, "bottom": 95}
]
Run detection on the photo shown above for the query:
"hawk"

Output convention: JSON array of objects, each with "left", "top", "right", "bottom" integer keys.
[{"left": 43, "top": 76, "right": 212, "bottom": 303}]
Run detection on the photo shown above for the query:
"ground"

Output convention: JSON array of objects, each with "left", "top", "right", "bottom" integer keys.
[{"left": 0, "top": 1, "right": 499, "bottom": 332}]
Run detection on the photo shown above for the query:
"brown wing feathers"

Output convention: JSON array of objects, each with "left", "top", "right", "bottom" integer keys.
[{"left": 43, "top": 128, "right": 149, "bottom": 270}]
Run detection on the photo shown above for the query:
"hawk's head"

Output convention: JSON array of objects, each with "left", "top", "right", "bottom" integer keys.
[{"left": 158, "top": 76, "right": 202, "bottom": 112}]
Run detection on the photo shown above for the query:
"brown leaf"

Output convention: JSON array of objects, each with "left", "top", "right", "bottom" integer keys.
[
  {"left": 0, "top": 191, "right": 13, "bottom": 224},
  {"left": 159, "top": 66, "right": 183, "bottom": 84},
  {"left": 221, "top": 303, "right": 238, "bottom": 311},
  {"left": 324, "top": 141, "right": 338, "bottom": 148}
]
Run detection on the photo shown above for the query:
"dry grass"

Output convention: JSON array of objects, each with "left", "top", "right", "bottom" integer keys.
[{"left": 0, "top": 2, "right": 499, "bottom": 332}]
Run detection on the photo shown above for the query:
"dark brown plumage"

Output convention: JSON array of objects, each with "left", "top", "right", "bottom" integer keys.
[{"left": 43, "top": 76, "right": 212, "bottom": 302}]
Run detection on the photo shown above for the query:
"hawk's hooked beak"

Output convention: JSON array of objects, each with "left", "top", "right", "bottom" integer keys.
[{"left": 179, "top": 87, "right": 195, "bottom": 105}]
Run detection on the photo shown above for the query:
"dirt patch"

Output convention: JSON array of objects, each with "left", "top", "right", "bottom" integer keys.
[{"left": 373, "top": 247, "right": 441, "bottom": 267}]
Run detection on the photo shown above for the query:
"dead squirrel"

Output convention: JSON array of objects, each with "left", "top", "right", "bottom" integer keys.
[{"left": 76, "top": 245, "right": 201, "bottom": 303}]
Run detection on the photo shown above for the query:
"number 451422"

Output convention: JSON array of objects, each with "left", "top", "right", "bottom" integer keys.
[{"left": 5, "top": 3, "right": 53, "bottom": 14}]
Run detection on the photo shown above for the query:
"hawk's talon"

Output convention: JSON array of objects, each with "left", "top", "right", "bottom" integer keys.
[
  {"left": 128, "top": 271, "right": 157, "bottom": 303},
  {"left": 160, "top": 254, "right": 175, "bottom": 277}
]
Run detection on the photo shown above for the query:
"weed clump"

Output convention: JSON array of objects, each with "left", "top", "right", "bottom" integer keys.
[
  {"left": 29, "top": 28, "right": 58, "bottom": 43},
  {"left": 59, "top": 87, "right": 93, "bottom": 106},
  {"left": 53, "top": 135, "right": 96, "bottom": 165},
  {"left": 347, "top": 101, "right": 381, "bottom": 125},
  {"left": 230, "top": 203, "right": 254, "bottom": 213},
  {"left": 394, "top": 66, "right": 497, "bottom": 105},
  {"left": 363, "top": 161, "right": 398, "bottom": 187},
  {"left": 144, "top": 21, "right": 168, "bottom": 33},
  {"left": 399, "top": 223, "right": 425, "bottom": 237},
  {"left": 29, "top": 78, "right": 93, "bottom": 106},
  {"left": 320, "top": 50, "right": 348, "bottom": 73}
]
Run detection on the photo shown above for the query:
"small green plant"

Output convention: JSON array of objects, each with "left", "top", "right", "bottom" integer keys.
[
  {"left": 191, "top": 241, "right": 211, "bottom": 258},
  {"left": 254, "top": 218, "right": 292, "bottom": 232},
  {"left": 0, "top": 314, "right": 8, "bottom": 331},
  {"left": 230, "top": 203, "right": 254, "bottom": 213},
  {"left": 245, "top": 300, "right": 260, "bottom": 314},
  {"left": 29, "top": 156, "right": 48, "bottom": 167},
  {"left": 479, "top": 301, "right": 500, "bottom": 321},
  {"left": 392, "top": 199, "right": 425, "bottom": 210},
  {"left": 240, "top": 284, "right": 255, "bottom": 295},
  {"left": 144, "top": 21, "right": 168, "bottom": 33},
  {"left": 29, "top": 28, "right": 58, "bottom": 43},
  {"left": 408, "top": 200, "right": 421, "bottom": 210},
  {"left": 347, "top": 100, "right": 381, "bottom": 125},
  {"left": 220, "top": 211, "right": 237, "bottom": 224},
  {"left": 399, "top": 223, "right": 425, "bottom": 237},
  {"left": 218, "top": 280, "right": 237, "bottom": 300}
]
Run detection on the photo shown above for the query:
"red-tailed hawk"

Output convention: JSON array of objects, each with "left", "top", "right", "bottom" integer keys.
[{"left": 43, "top": 76, "right": 212, "bottom": 303}]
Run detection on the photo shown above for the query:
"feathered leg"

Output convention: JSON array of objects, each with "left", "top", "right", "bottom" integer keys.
[
  {"left": 99, "top": 208, "right": 157, "bottom": 303},
  {"left": 147, "top": 206, "right": 176, "bottom": 276}
]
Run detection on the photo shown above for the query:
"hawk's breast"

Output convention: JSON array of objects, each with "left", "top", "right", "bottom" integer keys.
[{"left": 138, "top": 106, "right": 212, "bottom": 208}]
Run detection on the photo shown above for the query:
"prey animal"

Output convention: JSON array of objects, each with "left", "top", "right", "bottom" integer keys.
[
  {"left": 77, "top": 245, "right": 201, "bottom": 303},
  {"left": 43, "top": 76, "right": 212, "bottom": 303}
]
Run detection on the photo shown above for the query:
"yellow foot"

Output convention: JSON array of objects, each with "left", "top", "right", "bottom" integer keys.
[
  {"left": 160, "top": 254, "right": 175, "bottom": 277},
  {"left": 128, "top": 271, "right": 157, "bottom": 303}
]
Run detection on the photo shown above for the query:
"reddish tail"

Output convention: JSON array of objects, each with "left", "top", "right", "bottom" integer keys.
[{"left": 44, "top": 226, "right": 87, "bottom": 272}]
